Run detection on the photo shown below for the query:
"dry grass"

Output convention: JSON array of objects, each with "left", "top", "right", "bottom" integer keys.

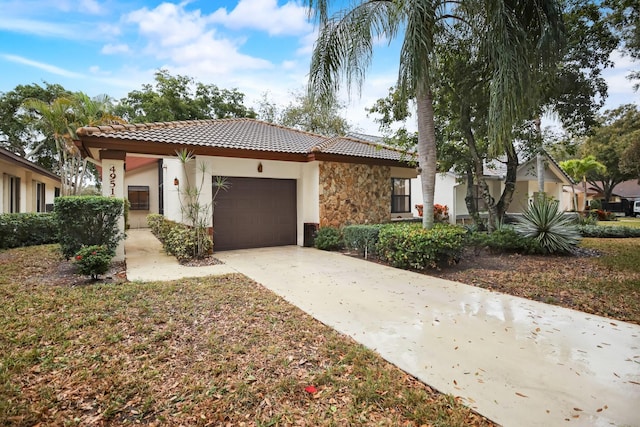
[
  {"left": 0, "top": 244, "right": 494, "bottom": 427},
  {"left": 431, "top": 238, "right": 640, "bottom": 325}
]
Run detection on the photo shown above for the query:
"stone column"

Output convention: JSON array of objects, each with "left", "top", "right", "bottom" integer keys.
[{"left": 100, "top": 150, "right": 126, "bottom": 261}]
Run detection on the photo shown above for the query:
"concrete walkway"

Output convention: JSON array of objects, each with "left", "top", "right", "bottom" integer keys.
[{"left": 125, "top": 229, "right": 640, "bottom": 427}]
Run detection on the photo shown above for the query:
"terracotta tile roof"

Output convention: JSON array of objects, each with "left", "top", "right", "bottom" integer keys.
[{"left": 77, "top": 118, "right": 412, "bottom": 163}]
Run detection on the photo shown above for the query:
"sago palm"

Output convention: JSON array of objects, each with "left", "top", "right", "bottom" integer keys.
[{"left": 305, "top": 0, "right": 565, "bottom": 229}]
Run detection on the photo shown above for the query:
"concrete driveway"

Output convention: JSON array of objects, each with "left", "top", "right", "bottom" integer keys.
[{"left": 214, "top": 246, "right": 640, "bottom": 427}]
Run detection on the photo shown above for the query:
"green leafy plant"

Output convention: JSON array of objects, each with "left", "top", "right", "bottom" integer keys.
[
  {"left": 175, "top": 149, "right": 226, "bottom": 258},
  {"left": 578, "top": 225, "right": 640, "bottom": 238},
  {"left": 74, "top": 245, "right": 113, "bottom": 279},
  {"left": 515, "top": 196, "right": 581, "bottom": 254},
  {"left": 343, "top": 224, "right": 382, "bottom": 258},
  {"left": 55, "top": 196, "right": 124, "bottom": 259},
  {"left": 0, "top": 213, "right": 58, "bottom": 249},
  {"left": 377, "top": 223, "right": 467, "bottom": 269},
  {"left": 466, "top": 227, "right": 542, "bottom": 254},
  {"left": 314, "top": 227, "right": 343, "bottom": 251}
]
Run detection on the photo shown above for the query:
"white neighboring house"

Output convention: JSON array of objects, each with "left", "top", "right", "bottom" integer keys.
[
  {"left": 433, "top": 151, "right": 573, "bottom": 224},
  {"left": 0, "top": 147, "right": 60, "bottom": 214}
]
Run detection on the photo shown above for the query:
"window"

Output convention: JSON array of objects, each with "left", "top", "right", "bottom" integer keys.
[
  {"left": 7, "top": 176, "right": 20, "bottom": 213},
  {"left": 35, "top": 182, "right": 45, "bottom": 212},
  {"left": 391, "top": 178, "right": 411, "bottom": 213},
  {"left": 128, "top": 186, "right": 150, "bottom": 210},
  {"left": 472, "top": 185, "right": 488, "bottom": 211}
]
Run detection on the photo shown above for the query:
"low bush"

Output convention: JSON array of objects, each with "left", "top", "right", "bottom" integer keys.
[
  {"left": 74, "top": 245, "right": 113, "bottom": 279},
  {"left": 314, "top": 227, "right": 343, "bottom": 251},
  {"left": 0, "top": 213, "right": 58, "bottom": 249},
  {"left": 55, "top": 196, "right": 124, "bottom": 259},
  {"left": 343, "top": 224, "right": 382, "bottom": 258},
  {"left": 164, "top": 224, "right": 213, "bottom": 261},
  {"left": 147, "top": 214, "right": 212, "bottom": 261},
  {"left": 578, "top": 225, "right": 640, "bottom": 238},
  {"left": 377, "top": 223, "right": 467, "bottom": 269},
  {"left": 467, "top": 227, "right": 542, "bottom": 254}
]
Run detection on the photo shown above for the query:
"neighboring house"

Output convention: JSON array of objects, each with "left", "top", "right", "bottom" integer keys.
[
  {"left": 578, "top": 179, "right": 640, "bottom": 215},
  {"left": 75, "top": 119, "right": 417, "bottom": 256},
  {"left": 0, "top": 147, "right": 60, "bottom": 214},
  {"left": 434, "top": 151, "right": 573, "bottom": 223}
]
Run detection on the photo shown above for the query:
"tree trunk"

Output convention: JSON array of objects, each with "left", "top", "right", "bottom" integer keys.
[
  {"left": 416, "top": 90, "right": 437, "bottom": 229},
  {"left": 496, "top": 146, "right": 518, "bottom": 219}
]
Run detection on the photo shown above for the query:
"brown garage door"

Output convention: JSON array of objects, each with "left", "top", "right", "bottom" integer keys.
[{"left": 213, "top": 177, "right": 297, "bottom": 251}]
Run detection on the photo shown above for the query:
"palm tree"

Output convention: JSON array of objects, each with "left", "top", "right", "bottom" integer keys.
[
  {"left": 560, "top": 155, "right": 607, "bottom": 212},
  {"left": 305, "top": 0, "right": 564, "bottom": 228},
  {"left": 24, "top": 93, "right": 121, "bottom": 195}
]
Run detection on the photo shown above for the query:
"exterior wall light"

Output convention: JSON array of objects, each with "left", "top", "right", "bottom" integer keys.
[{"left": 174, "top": 177, "right": 179, "bottom": 186}]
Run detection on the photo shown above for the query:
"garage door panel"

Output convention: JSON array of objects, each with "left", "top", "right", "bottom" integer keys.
[{"left": 213, "top": 177, "right": 297, "bottom": 251}]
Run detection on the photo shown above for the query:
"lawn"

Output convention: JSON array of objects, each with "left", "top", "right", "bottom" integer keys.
[
  {"left": 598, "top": 217, "right": 640, "bottom": 228},
  {"left": 0, "top": 245, "right": 493, "bottom": 427}
]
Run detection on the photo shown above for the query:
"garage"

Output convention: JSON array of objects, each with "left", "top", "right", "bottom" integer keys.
[{"left": 213, "top": 177, "right": 297, "bottom": 251}]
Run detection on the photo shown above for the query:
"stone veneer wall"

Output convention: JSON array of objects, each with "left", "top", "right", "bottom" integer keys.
[{"left": 319, "top": 161, "right": 391, "bottom": 228}]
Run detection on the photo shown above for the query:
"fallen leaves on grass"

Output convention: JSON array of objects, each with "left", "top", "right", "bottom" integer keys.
[{"left": 0, "top": 245, "right": 495, "bottom": 427}]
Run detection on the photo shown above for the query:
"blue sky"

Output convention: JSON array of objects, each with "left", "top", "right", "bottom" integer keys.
[{"left": 0, "top": 0, "right": 638, "bottom": 134}]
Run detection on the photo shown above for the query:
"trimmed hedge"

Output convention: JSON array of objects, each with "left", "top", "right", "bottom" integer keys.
[
  {"left": 467, "top": 227, "right": 543, "bottom": 254},
  {"left": 0, "top": 213, "right": 58, "bottom": 249},
  {"left": 146, "top": 214, "right": 213, "bottom": 261},
  {"left": 314, "top": 227, "right": 343, "bottom": 251},
  {"left": 343, "top": 224, "right": 382, "bottom": 258},
  {"left": 55, "top": 196, "right": 124, "bottom": 259},
  {"left": 377, "top": 223, "right": 467, "bottom": 269},
  {"left": 578, "top": 225, "right": 640, "bottom": 238}
]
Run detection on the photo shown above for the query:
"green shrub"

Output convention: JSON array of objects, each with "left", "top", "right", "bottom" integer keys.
[
  {"left": 343, "top": 224, "right": 382, "bottom": 258},
  {"left": 55, "top": 196, "right": 125, "bottom": 259},
  {"left": 164, "top": 224, "right": 212, "bottom": 261},
  {"left": 314, "top": 227, "right": 343, "bottom": 251},
  {"left": 467, "top": 227, "right": 542, "bottom": 254},
  {"left": 377, "top": 223, "right": 467, "bottom": 269},
  {"left": 74, "top": 245, "right": 113, "bottom": 279},
  {"left": 515, "top": 196, "right": 581, "bottom": 254},
  {"left": 0, "top": 213, "right": 58, "bottom": 249},
  {"left": 578, "top": 225, "right": 640, "bottom": 238},
  {"left": 147, "top": 214, "right": 166, "bottom": 235}
]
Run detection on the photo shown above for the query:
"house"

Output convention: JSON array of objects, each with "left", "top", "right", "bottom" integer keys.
[
  {"left": 75, "top": 119, "right": 417, "bottom": 258},
  {"left": 0, "top": 147, "right": 60, "bottom": 214},
  {"left": 574, "top": 179, "right": 640, "bottom": 215},
  {"left": 434, "top": 152, "right": 573, "bottom": 223}
]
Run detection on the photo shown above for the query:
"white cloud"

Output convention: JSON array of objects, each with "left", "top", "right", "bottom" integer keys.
[
  {"left": 101, "top": 43, "right": 130, "bottom": 55},
  {"left": 210, "top": 0, "right": 312, "bottom": 36},
  {"left": 1, "top": 54, "right": 84, "bottom": 78},
  {"left": 0, "top": 18, "right": 77, "bottom": 38},
  {"left": 126, "top": 3, "right": 208, "bottom": 48}
]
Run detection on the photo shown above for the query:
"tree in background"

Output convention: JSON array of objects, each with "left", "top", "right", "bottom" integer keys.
[
  {"left": 306, "top": 0, "right": 565, "bottom": 229},
  {"left": 114, "top": 69, "right": 256, "bottom": 123},
  {"left": 582, "top": 104, "right": 640, "bottom": 201},
  {"left": 257, "top": 90, "right": 350, "bottom": 136},
  {"left": 606, "top": 0, "right": 640, "bottom": 89},
  {"left": 560, "top": 155, "right": 607, "bottom": 211},
  {"left": 0, "top": 82, "right": 72, "bottom": 169},
  {"left": 23, "top": 93, "right": 121, "bottom": 195}
]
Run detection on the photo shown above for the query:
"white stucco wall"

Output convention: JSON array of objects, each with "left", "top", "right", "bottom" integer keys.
[
  {"left": 161, "top": 156, "right": 321, "bottom": 247},
  {"left": 125, "top": 162, "right": 160, "bottom": 229}
]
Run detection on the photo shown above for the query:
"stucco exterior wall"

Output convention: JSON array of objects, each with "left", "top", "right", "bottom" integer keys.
[
  {"left": 319, "top": 161, "right": 391, "bottom": 227},
  {"left": 125, "top": 162, "right": 159, "bottom": 229},
  {"left": 1, "top": 161, "right": 60, "bottom": 214}
]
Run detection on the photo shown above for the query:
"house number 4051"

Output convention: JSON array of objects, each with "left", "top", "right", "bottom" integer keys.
[{"left": 109, "top": 165, "right": 116, "bottom": 196}]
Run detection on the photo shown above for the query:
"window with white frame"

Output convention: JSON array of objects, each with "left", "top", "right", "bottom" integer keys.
[{"left": 391, "top": 178, "right": 411, "bottom": 213}]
